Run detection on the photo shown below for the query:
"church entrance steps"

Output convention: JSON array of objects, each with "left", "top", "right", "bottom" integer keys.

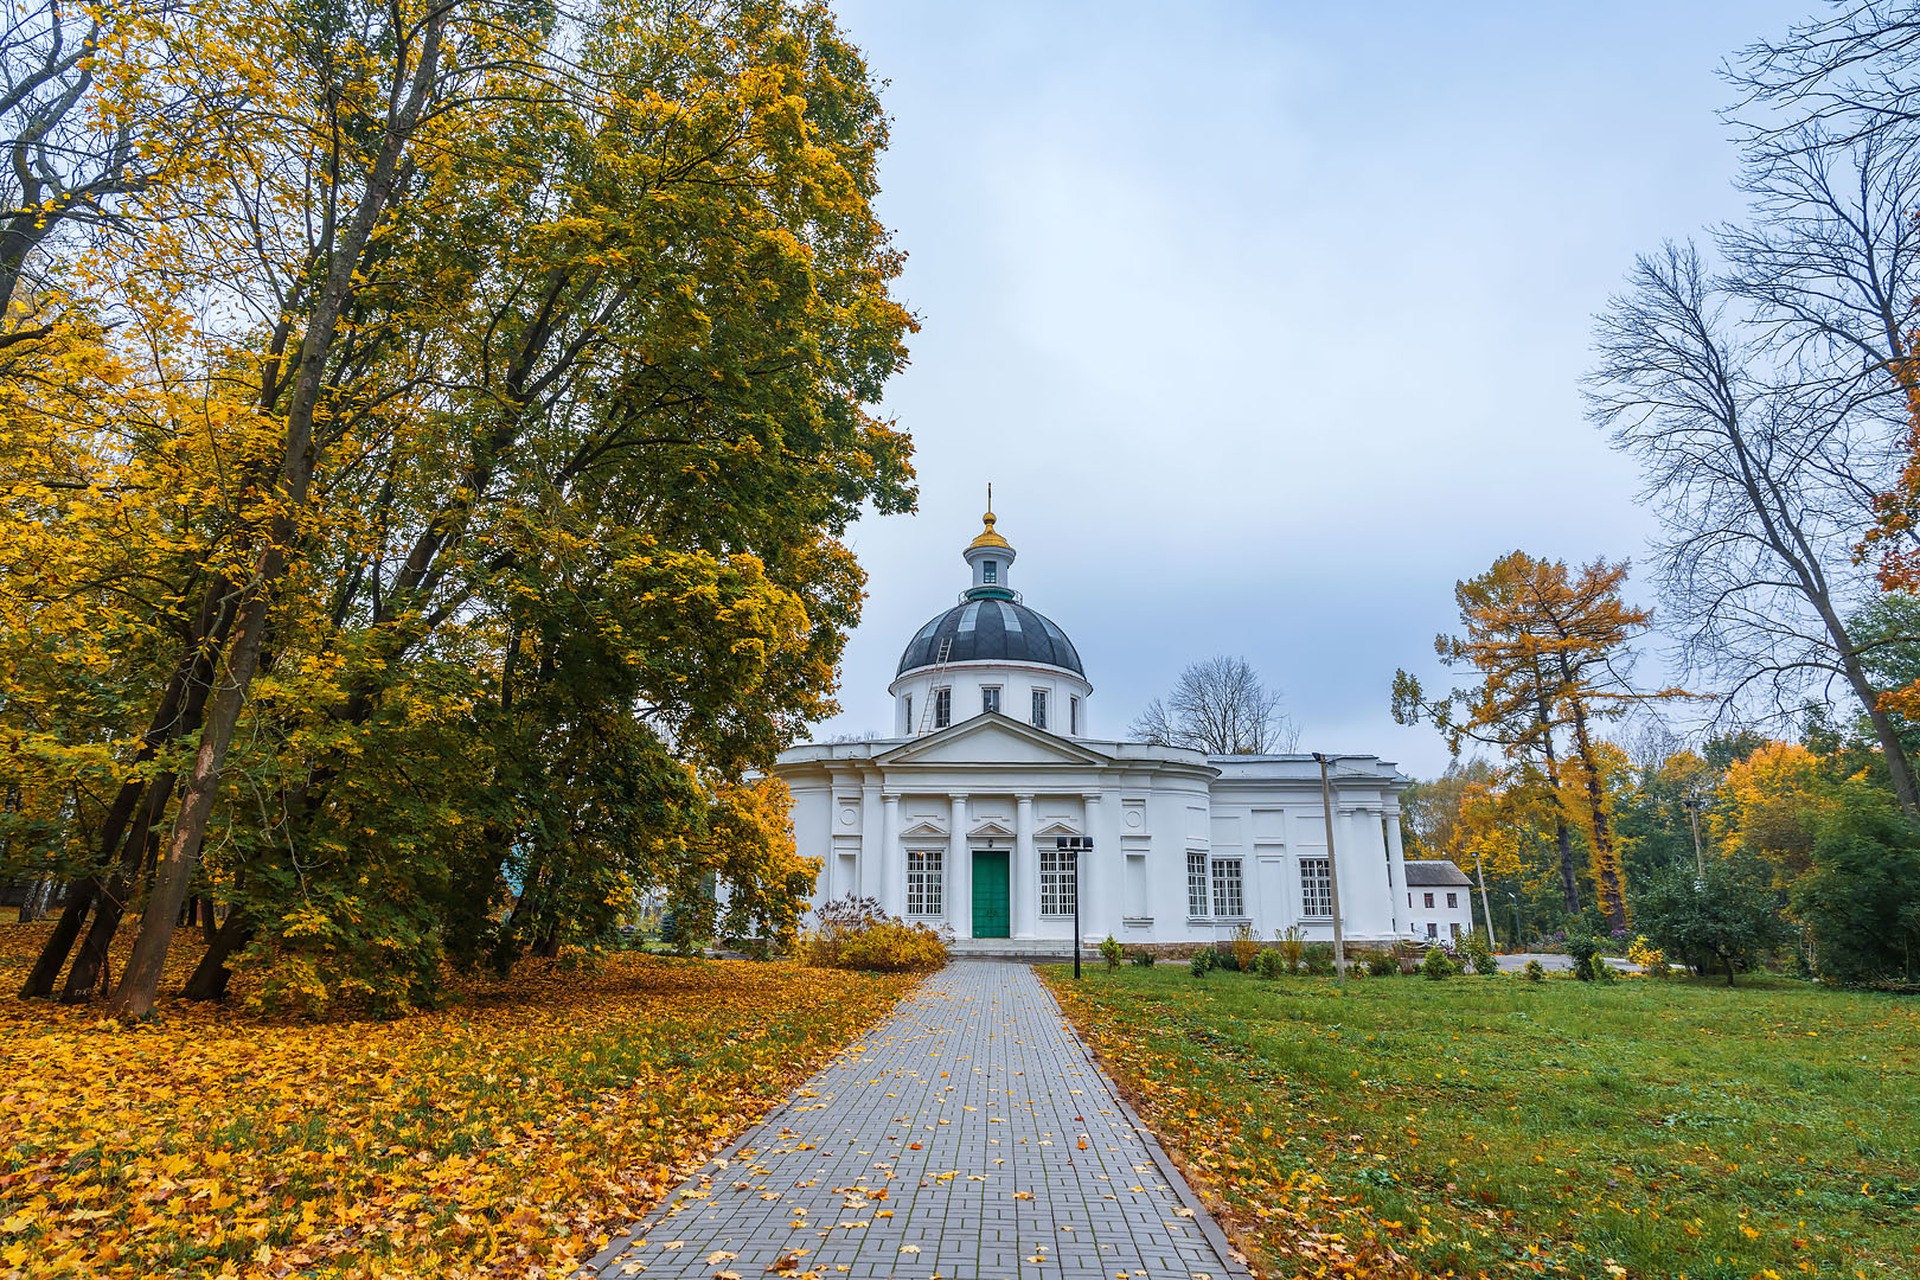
[{"left": 946, "top": 937, "right": 1090, "bottom": 961}]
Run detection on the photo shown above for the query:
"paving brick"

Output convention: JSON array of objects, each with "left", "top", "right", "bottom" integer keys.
[{"left": 584, "top": 962, "right": 1245, "bottom": 1280}]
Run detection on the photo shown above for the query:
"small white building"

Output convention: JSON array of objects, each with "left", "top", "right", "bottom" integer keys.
[
  {"left": 775, "top": 508, "right": 1415, "bottom": 953},
  {"left": 1404, "top": 860, "right": 1476, "bottom": 945}
]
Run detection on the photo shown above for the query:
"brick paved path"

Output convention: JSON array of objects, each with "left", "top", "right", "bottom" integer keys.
[{"left": 586, "top": 961, "right": 1245, "bottom": 1280}]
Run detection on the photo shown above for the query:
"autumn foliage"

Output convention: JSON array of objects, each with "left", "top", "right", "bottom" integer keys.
[
  {"left": 794, "top": 895, "right": 950, "bottom": 973},
  {"left": 0, "top": 923, "right": 916, "bottom": 1277}
]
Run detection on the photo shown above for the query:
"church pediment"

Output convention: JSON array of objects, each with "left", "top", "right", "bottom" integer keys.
[
  {"left": 874, "top": 713, "right": 1112, "bottom": 769},
  {"left": 898, "top": 819, "right": 948, "bottom": 840},
  {"left": 1032, "top": 819, "right": 1083, "bottom": 839},
  {"left": 968, "top": 817, "right": 1018, "bottom": 839}
]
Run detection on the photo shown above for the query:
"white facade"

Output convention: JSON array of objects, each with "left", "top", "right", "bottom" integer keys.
[{"left": 775, "top": 509, "right": 1414, "bottom": 950}]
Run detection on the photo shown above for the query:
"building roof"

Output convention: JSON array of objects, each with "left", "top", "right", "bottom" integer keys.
[
  {"left": 1404, "top": 859, "right": 1473, "bottom": 888},
  {"left": 897, "top": 598, "right": 1086, "bottom": 677}
]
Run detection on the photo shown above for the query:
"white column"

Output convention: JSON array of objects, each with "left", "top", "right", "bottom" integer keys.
[
  {"left": 881, "top": 792, "right": 903, "bottom": 917},
  {"left": 1384, "top": 805, "right": 1408, "bottom": 936},
  {"left": 859, "top": 781, "right": 882, "bottom": 901},
  {"left": 949, "top": 793, "right": 970, "bottom": 938},
  {"left": 1014, "top": 793, "right": 1037, "bottom": 938}
]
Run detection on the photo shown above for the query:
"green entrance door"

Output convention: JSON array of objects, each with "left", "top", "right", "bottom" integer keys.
[{"left": 972, "top": 850, "right": 1010, "bottom": 938}]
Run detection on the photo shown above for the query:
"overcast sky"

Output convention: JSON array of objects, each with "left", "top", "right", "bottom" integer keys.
[{"left": 810, "top": 0, "right": 1815, "bottom": 778}]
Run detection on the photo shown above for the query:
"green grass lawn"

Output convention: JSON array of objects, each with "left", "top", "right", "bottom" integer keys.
[{"left": 1041, "top": 964, "right": 1920, "bottom": 1280}]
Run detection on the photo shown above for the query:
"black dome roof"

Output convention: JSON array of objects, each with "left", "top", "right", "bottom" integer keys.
[{"left": 897, "top": 598, "right": 1085, "bottom": 677}]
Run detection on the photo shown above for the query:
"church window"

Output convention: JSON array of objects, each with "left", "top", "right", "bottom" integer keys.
[
  {"left": 1070, "top": 695, "right": 1080, "bottom": 734},
  {"left": 1211, "top": 858, "right": 1244, "bottom": 918},
  {"left": 982, "top": 559, "right": 997, "bottom": 583},
  {"left": 1187, "top": 851, "right": 1209, "bottom": 917},
  {"left": 1300, "top": 858, "right": 1333, "bottom": 918},
  {"left": 1040, "top": 847, "right": 1076, "bottom": 916},
  {"left": 907, "top": 849, "right": 943, "bottom": 916},
  {"left": 903, "top": 693, "right": 912, "bottom": 729},
  {"left": 934, "top": 687, "right": 951, "bottom": 729},
  {"left": 1031, "top": 689, "right": 1048, "bottom": 729},
  {"left": 982, "top": 686, "right": 1001, "bottom": 715}
]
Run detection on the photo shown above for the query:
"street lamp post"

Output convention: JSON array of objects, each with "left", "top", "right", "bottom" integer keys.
[
  {"left": 1681, "top": 793, "right": 1706, "bottom": 877},
  {"left": 1058, "top": 835, "right": 1091, "bottom": 979},
  {"left": 1312, "top": 753, "right": 1346, "bottom": 988},
  {"left": 1509, "top": 891, "right": 1521, "bottom": 950}
]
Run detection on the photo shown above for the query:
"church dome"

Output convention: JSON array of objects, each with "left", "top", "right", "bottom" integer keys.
[{"left": 897, "top": 597, "right": 1086, "bottom": 677}]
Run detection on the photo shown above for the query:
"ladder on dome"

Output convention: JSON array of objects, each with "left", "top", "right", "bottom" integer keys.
[{"left": 915, "top": 637, "right": 953, "bottom": 736}]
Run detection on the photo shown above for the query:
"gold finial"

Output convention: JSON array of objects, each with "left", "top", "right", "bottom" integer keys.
[{"left": 968, "top": 483, "right": 1010, "bottom": 550}]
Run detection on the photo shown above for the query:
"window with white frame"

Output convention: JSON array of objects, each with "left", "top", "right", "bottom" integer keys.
[
  {"left": 1031, "top": 688, "right": 1048, "bottom": 729},
  {"left": 1040, "top": 846, "right": 1076, "bottom": 916},
  {"left": 1211, "top": 858, "right": 1244, "bottom": 918},
  {"left": 1423, "top": 891, "right": 1434, "bottom": 908},
  {"left": 934, "top": 686, "right": 951, "bottom": 729},
  {"left": 903, "top": 693, "right": 912, "bottom": 729},
  {"left": 1446, "top": 892, "right": 1458, "bottom": 908},
  {"left": 1300, "top": 857, "right": 1332, "bottom": 918},
  {"left": 982, "top": 686, "right": 1001, "bottom": 715},
  {"left": 1449, "top": 922, "right": 1461, "bottom": 941},
  {"left": 982, "top": 559, "right": 997, "bottom": 583},
  {"left": 1069, "top": 695, "right": 1080, "bottom": 734},
  {"left": 1187, "top": 851, "right": 1209, "bottom": 917},
  {"left": 906, "top": 849, "right": 942, "bottom": 916},
  {"left": 1427, "top": 922, "right": 1438, "bottom": 939}
]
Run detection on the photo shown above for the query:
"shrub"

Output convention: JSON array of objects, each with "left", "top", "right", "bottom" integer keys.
[
  {"left": 1636, "top": 858, "right": 1792, "bottom": 986},
  {"left": 1252, "top": 947, "right": 1284, "bottom": 979},
  {"left": 1795, "top": 785, "right": 1920, "bottom": 987},
  {"left": 1129, "top": 949, "right": 1157, "bottom": 968},
  {"left": 1421, "top": 946, "right": 1455, "bottom": 980},
  {"left": 1301, "top": 942, "right": 1336, "bottom": 976},
  {"left": 796, "top": 894, "right": 949, "bottom": 973},
  {"left": 1276, "top": 924, "right": 1307, "bottom": 974},
  {"left": 1627, "top": 935, "right": 1668, "bottom": 976},
  {"left": 1230, "top": 923, "right": 1260, "bottom": 972},
  {"left": 1099, "top": 934, "right": 1124, "bottom": 973},
  {"left": 1565, "top": 931, "right": 1603, "bottom": 981},
  {"left": 1365, "top": 950, "right": 1400, "bottom": 977},
  {"left": 1189, "top": 949, "right": 1215, "bottom": 978},
  {"left": 1460, "top": 929, "right": 1497, "bottom": 976},
  {"left": 1522, "top": 958, "right": 1547, "bottom": 982}
]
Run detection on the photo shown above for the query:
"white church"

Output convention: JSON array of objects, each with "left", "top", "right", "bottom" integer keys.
[{"left": 774, "top": 506, "right": 1417, "bottom": 954}]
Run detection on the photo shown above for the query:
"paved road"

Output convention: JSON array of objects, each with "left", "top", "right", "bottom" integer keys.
[
  {"left": 1495, "top": 951, "right": 1640, "bottom": 973},
  {"left": 585, "top": 961, "right": 1245, "bottom": 1280}
]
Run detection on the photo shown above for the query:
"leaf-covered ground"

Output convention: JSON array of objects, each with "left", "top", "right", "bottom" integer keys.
[
  {"left": 0, "top": 923, "right": 917, "bottom": 1278},
  {"left": 1043, "top": 965, "right": 1920, "bottom": 1280}
]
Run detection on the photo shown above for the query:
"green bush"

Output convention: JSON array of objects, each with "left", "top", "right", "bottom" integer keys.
[
  {"left": 796, "top": 895, "right": 949, "bottom": 973},
  {"left": 1301, "top": 942, "right": 1336, "bottom": 976},
  {"left": 1421, "top": 946, "right": 1455, "bottom": 980},
  {"left": 1099, "top": 933, "right": 1124, "bottom": 973},
  {"left": 1460, "top": 930, "right": 1497, "bottom": 975},
  {"left": 1129, "top": 949, "right": 1157, "bottom": 968},
  {"left": 1522, "top": 958, "right": 1547, "bottom": 982},
  {"left": 1365, "top": 950, "right": 1400, "bottom": 977},
  {"left": 1251, "top": 947, "right": 1284, "bottom": 979},
  {"left": 1565, "top": 931, "right": 1603, "bottom": 981},
  {"left": 1189, "top": 949, "right": 1215, "bottom": 978}
]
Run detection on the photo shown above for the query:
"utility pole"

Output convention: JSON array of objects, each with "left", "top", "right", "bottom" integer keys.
[
  {"left": 1471, "top": 846, "right": 1497, "bottom": 951},
  {"left": 1313, "top": 752, "right": 1346, "bottom": 987},
  {"left": 1682, "top": 793, "right": 1705, "bottom": 877}
]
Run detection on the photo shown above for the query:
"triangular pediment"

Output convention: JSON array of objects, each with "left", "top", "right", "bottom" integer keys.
[
  {"left": 898, "top": 819, "right": 948, "bottom": 840},
  {"left": 1033, "top": 819, "right": 1083, "bottom": 839},
  {"left": 874, "top": 713, "right": 1113, "bottom": 768},
  {"left": 968, "top": 818, "right": 1018, "bottom": 839}
]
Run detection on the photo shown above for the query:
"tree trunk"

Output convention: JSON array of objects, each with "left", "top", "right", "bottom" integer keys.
[
  {"left": 1535, "top": 689, "right": 1582, "bottom": 915},
  {"left": 18, "top": 884, "right": 90, "bottom": 998},
  {"left": 183, "top": 910, "right": 252, "bottom": 1002},
  {"left": 1567, "top": 701, "right": 1628, "bottom": 932},
  {"left": 62, "top": 771, "right": 176, "bottom": 1002},
  {"left": 106, "top": 14, "right": 448, "bottom": 1021}
]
